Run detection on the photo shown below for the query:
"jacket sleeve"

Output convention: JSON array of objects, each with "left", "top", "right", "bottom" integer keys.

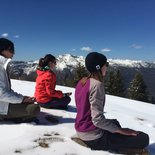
[
  {"left": 44, "top": 73, "right": 63, "bottom": 98},
  {"left": 0, "top": 77, "right": 24, "bottom": 104},
  {"left": 89, "top": 81, "right": 120, "bottom": 133},
  {"left": 0, "top": 58, "right": 24, "bottom": 104}
]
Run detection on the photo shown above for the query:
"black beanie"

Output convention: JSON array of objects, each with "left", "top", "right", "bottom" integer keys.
[
  {"left": 85, "top": 52, "right": 107, "bottom": 73},
  {"left": 0, "top": 38, "right": 14, "bottom": 54}
]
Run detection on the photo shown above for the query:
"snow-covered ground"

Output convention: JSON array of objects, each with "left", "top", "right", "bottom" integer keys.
[{"left": 0, "top": 79, "right": 155, "bottom": 155}]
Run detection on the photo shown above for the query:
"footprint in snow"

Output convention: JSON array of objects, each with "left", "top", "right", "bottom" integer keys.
[
  {"left": 146, "top": 123, "right": 155, "bottom": 128},
  {"left": 34, "top": 132, "right": 65, "bottom": 148},
  {"left": 14, "top": 132, "right": 65, "bottom": 153},
  {"left": 136, "top": 117, "right": 146, "bottom": 121},
  {"left": 136, "top": 117, "right": 155, "bottom": 128}
]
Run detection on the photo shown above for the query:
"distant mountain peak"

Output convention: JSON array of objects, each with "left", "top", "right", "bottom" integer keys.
[
  {"left": 108, "top": 58, "right": 155, "bottom": 68},
  {"left": 56, "top": 54, "right": 85, "bottom": 70}
]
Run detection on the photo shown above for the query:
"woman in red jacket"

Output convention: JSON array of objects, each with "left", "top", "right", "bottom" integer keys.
[{"left": 35, "top": 54, "right": 71, "bottom": 109}]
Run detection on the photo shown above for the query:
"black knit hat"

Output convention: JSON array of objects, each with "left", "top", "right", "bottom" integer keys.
[
  {"left": 85, "top": 52, "right": 107, "bottom": 73},
  {"left": 0, "top": 38, "right": 14, "bottom": 54}
]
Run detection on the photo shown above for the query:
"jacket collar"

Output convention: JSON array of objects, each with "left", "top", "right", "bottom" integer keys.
[{"left": 0, "top": 55, "right": 11, "bottom": 69}]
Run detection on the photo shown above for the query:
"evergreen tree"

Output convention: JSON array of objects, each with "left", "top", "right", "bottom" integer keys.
[
  {"left": 106, "top": 70, "right": 125, "bottom": 97},
  {"left": 63, "top": 71, "right": 75, "bottom": 87},
  {"left": 150, "top": 96, "right": 155, "bottom": 104},
  {"left": 114, "top": 70, "right": 125, "bottom": 96},
  {"left": 127, "top": 72, "right": 148, "bottom": 102},
  {"left": 74, "top": 62, "right": 88, "bottom": 86},
  {"left": 105, "top": 70, "right": 115, "bottom": 94}
]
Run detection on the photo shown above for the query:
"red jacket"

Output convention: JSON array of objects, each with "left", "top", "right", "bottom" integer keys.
[{"left": 35, "top": 70, "right": 63, "bottom": 103}]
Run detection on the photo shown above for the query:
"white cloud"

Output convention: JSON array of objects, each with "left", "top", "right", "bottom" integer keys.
[
  {"left": 131, "top": 44, "right": 142, "bottom": 49},
  {"left": 71, "top": 49, "right": 76, "bottom": 51},
  {"left": 14, "top": 35, "right": 20, "bottom": 38},
  {"left": 81, "top": 46, "right": 92, "bottom": 52},
  {"left": 1, "top": 33, "right": 8, "bottom": 37},
  {"left": 101, "top": 48, "right": 111, "bottom": 52}
]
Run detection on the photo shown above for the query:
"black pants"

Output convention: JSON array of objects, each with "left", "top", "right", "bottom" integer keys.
[
  {"left": 83, "top": 120, "right": 149, "bottom": 151},
  {"left": 83, "top": 131, "right": 149, "bottom": 151},
  {"left": 38, "top": 96, "right": 71, "bottom": 109},
  {"left": 0, "top": 103, "right": 40, "bottom": 121}
]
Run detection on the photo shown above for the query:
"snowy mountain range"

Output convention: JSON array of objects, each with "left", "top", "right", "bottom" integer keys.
[
  {"left": 10, "top": 54, "right": 155, "bottom": 74},
  {"left": 57, "top": 54, "right": 155, "bottom": 69},
  {"left": 9, "top": 54, "right": 155, "bottom": 99}
]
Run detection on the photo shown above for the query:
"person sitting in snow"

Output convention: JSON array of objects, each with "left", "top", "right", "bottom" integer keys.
[
  {"left": 0, "top": 38, "right": 40, "bottom": 123},
  {"left": 35, "top": 54, "right": 71, "bottom": 110},
  {"left": 74, "top": 52, "right": 149, "bottom": 153}
]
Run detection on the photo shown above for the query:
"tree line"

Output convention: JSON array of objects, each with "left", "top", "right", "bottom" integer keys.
[{"left": 73, "top": 63, "right": 155, "bottom": 104}]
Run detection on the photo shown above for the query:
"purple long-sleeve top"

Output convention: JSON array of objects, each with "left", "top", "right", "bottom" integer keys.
[{"left": 75, "top": 77, "right": 120, "bottom": 141}]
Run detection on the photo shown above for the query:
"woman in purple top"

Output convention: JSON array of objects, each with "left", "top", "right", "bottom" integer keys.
[{"left": 74, "top": 52, "right": 149, "bottom": 153}]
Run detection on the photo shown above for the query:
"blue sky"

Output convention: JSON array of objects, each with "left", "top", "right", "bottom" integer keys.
[{"left": 0, "top": 0, "right": 155, "bottom": 61}]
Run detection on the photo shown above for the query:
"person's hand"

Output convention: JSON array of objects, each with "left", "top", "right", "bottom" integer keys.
[
  {"left": 115, "top": 128, "right": 140, "bottom": 136},
  {"left": 63, "top": 92, "right": 72, "bottom": 97},
  {"left": 22, "top": 96, "right": 36, "bottom": 104}
]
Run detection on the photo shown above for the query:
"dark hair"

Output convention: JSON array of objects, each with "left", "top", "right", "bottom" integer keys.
[
  {"left": 38, "top": 54, "right": 56, "bottom": 68},
  {"left": 0, "top": 38, "right": 14, "bottom": 55}
]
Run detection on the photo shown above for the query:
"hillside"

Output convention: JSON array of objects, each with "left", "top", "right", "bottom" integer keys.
[{"left": 0, "top": 79, "right": 155, "bottom": 155}]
